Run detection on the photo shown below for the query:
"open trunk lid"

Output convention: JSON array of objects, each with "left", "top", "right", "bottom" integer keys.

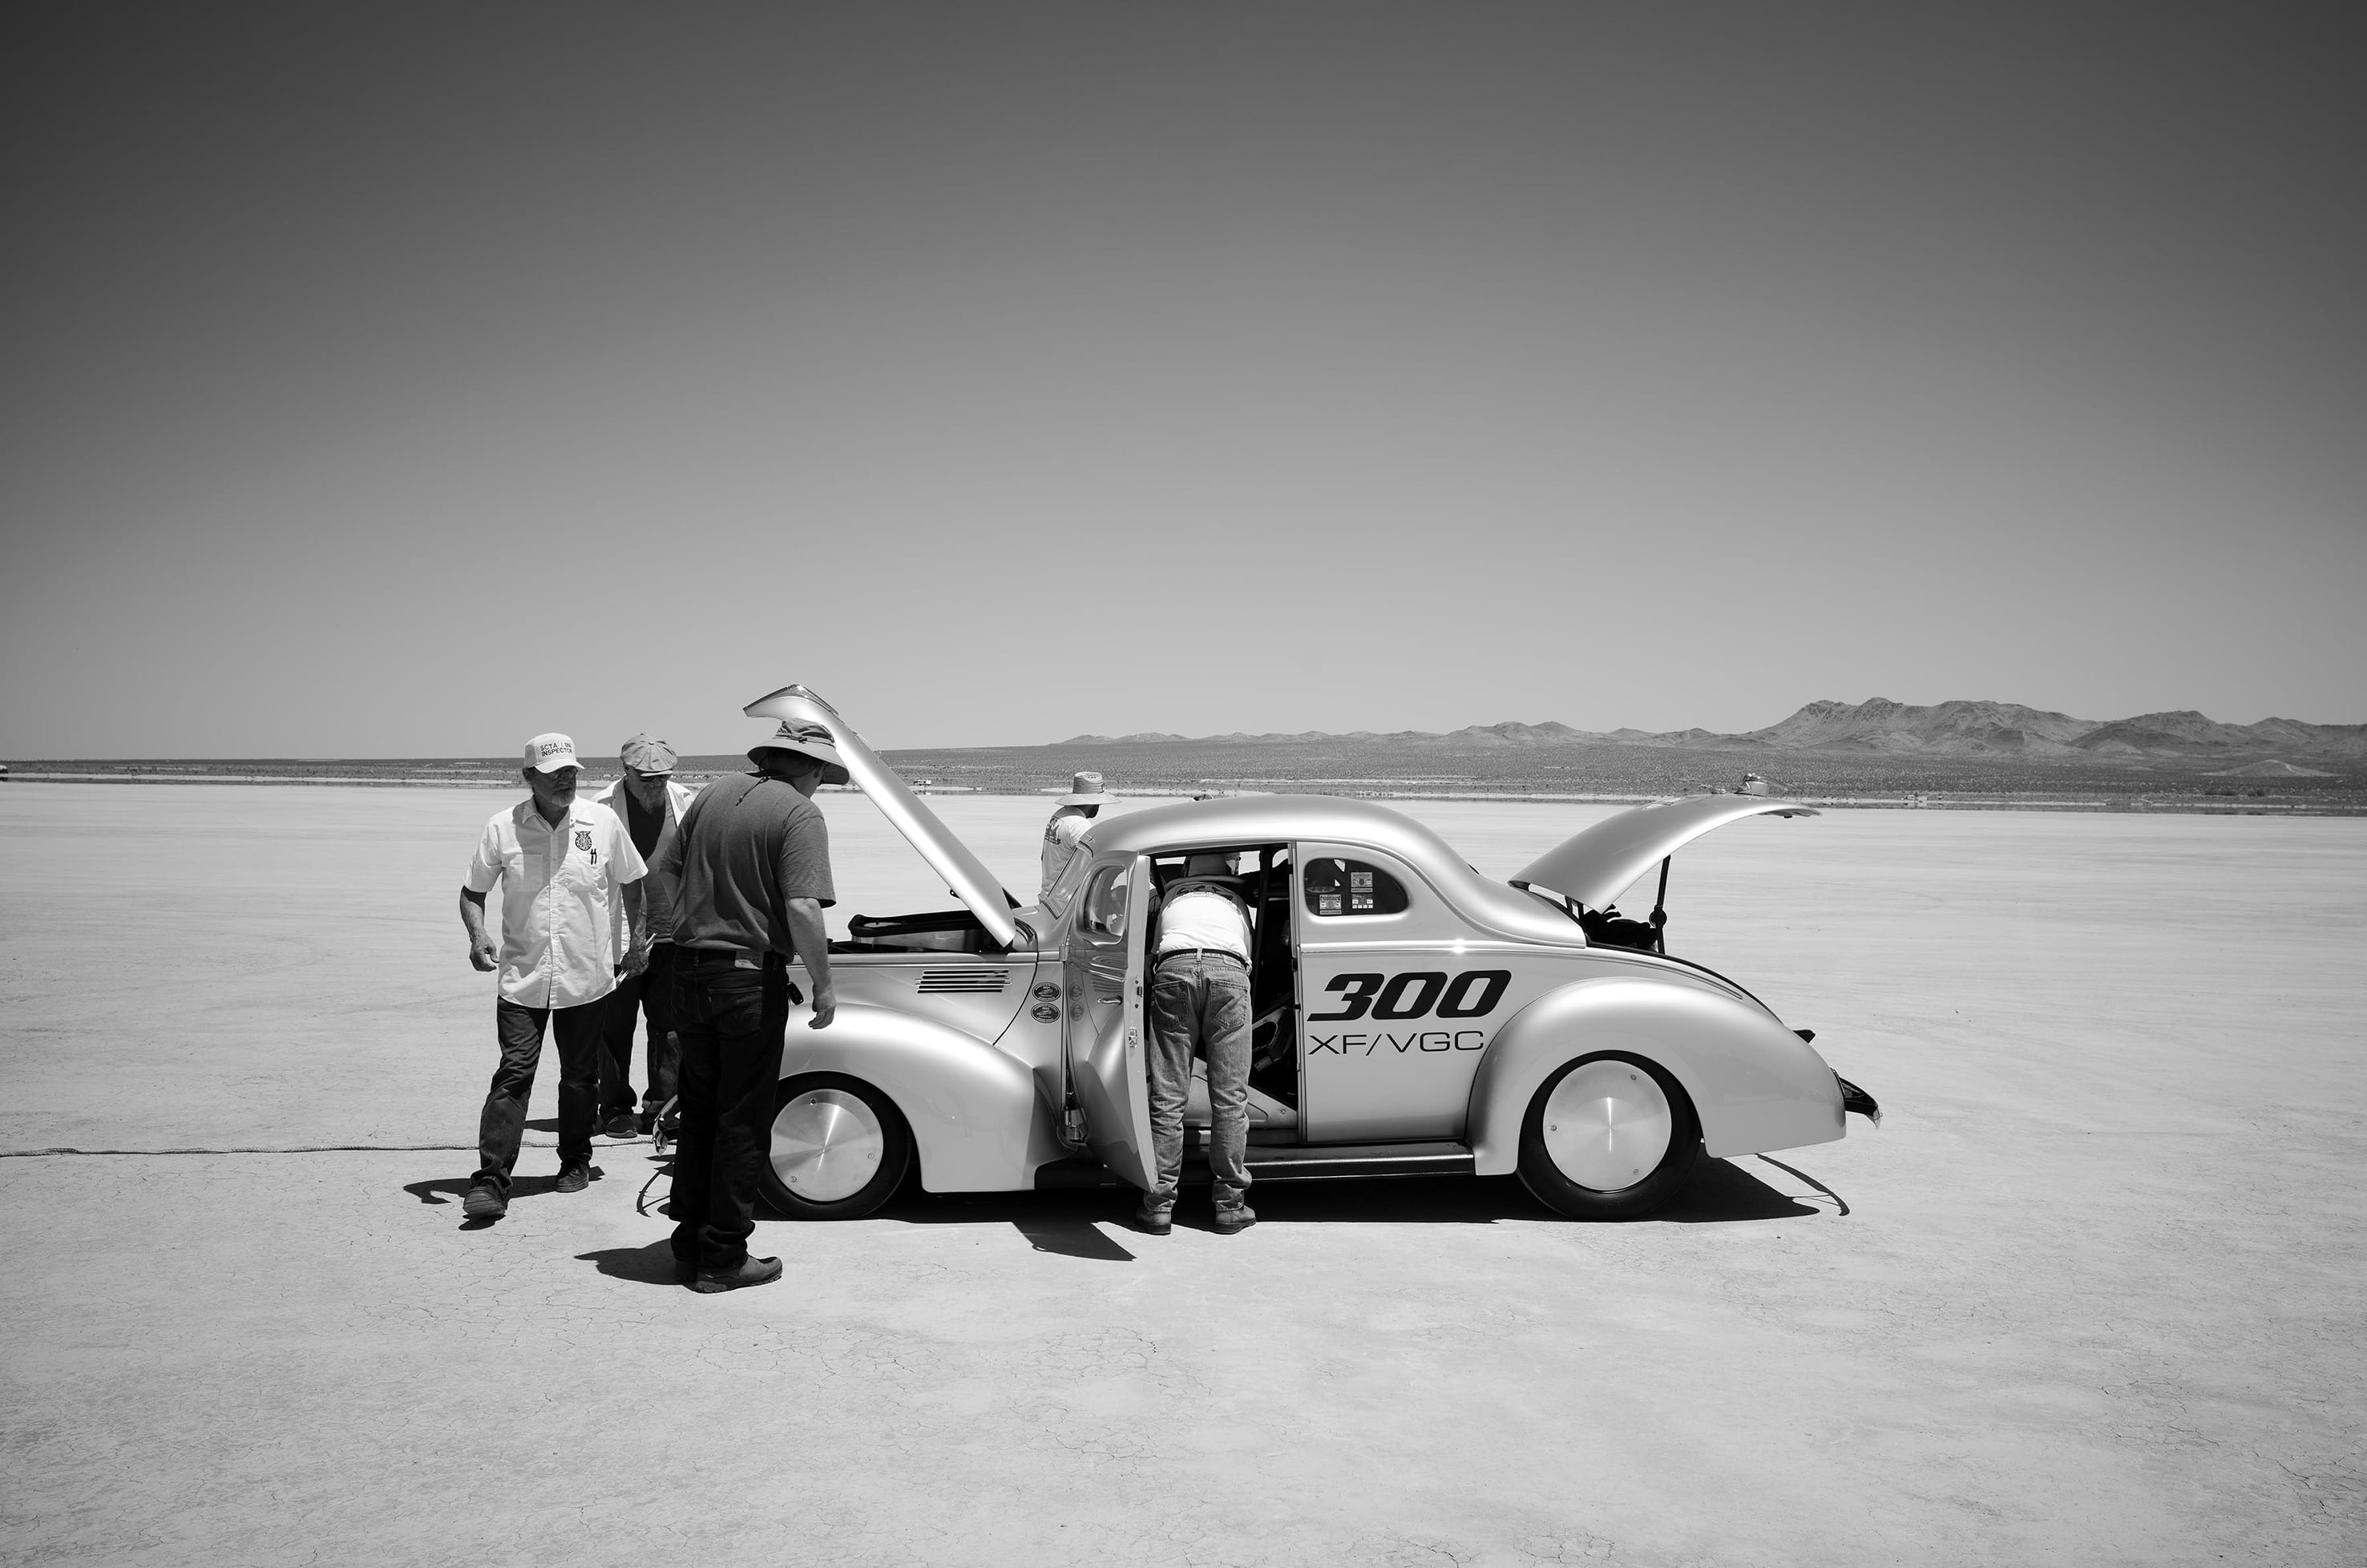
[
  {"left": 1513, "top": 794, "right": 1820, "bottom": 911},
  {"left": 742, "top": 685, "right": 1023, "bottom": 951}
]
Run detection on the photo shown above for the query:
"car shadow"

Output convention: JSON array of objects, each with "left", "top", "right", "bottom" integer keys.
[
  {"left": 1011, "top": 1218, "right": 1137, "bottom": 1261},
  {"left": 1648, "top": 1157, "right": 1823, "bottom": 1222},
  {"left": 861, "top": 1158, "right": 1835, "bottom": 1235}
]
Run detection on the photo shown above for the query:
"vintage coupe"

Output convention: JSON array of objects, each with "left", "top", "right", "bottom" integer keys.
[{"left": 750, "top": 686, "right": 1878, "bottom": 1222}]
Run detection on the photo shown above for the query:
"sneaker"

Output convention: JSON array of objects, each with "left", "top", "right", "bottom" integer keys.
[
  {"left": 691, "top": 1255, "right": 782, "bottom": 1294},
  {"left": 603, "top": 1111, "right": 640, "bottom": 1140},
  {"left": 554, "top": 1162, "right": 592, "bottom": 1194},
  {"left": 462, "top": 1183, "right": 507, "bottom": 1219},
  {"left": 1133, "top": 1208, "right": 1173, "bottom": 1236},
  {"left": 1212, "top": 1205, "right": 1257, "bottom": 1235}
]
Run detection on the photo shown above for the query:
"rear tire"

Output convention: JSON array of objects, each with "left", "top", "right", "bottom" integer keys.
[
  {"left": 758, "top": 1073, "right": 912, "bottom": 1220},
  {"left": 1517, "top": 1053, "right": 1699, "bottom": 1220}
]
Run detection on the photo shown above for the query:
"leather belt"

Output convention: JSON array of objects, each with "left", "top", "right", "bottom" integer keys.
[
  {"left": 1155, "top": 948, "right": 1248, "bottom": 967},
  {"left": 685, "top": 948, "right": 784, "bottom": 968}
]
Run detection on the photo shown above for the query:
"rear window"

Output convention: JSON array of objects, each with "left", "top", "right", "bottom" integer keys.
[{"left": 1303, "top": 856, "right": 1408, "bottom": 918}]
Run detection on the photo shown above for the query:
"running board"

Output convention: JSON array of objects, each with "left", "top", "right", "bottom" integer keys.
[{"left": 1033, "top": 1141, "right": 1476, "bottom": 1190}]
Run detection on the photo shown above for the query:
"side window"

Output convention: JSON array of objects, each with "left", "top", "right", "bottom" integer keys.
[
  {"left": 1303, "top": 856, "right": 1409, "bottom": 918},
  {"left": 1040, "top": 844, "right": 1096, "bottom": 919},
  {"left": 1076, "top": 862, "right": 1133, "bottom": 939}
]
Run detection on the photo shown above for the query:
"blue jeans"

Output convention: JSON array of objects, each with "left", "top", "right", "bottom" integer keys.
[
  {"left": 1145, "top": 953, "right": 1253, "bottom": 1214},
  {"left": 668, "top": 953, "right": 789, "bottom": 1272}
]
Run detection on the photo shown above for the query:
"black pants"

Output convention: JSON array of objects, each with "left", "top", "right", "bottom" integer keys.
[
  {"left": 475, "top": 997, "right": 604, "bottom": 1194},
  {"left": 669, "top": 953, "right": 789, "bottom": 1272},
  {"left": 598, "top": 942, "right": 678, "bottom": 1116}
]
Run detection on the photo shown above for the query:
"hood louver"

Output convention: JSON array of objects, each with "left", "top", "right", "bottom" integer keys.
[{"left": 918, "top": 968, "right": 1010, "bottom": 994}]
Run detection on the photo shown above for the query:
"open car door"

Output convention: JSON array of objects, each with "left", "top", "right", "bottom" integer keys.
[{"left": 1064, "top": 855, "right": 1157, "bottom": 1190}]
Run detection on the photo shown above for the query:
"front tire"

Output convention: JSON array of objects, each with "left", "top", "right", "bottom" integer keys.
[
  {"left": 759, "top": 1073, "right": 912, "bottom": 1220},
  {"left": 1517, "top": 1053, "right": 1699, "bottom": 1220}
]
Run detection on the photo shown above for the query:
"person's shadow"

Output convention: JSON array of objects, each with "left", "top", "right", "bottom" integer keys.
[
  {"left": 576, "top": 1239, "right": 684, "bottom": 1287},
  {"left": 403, "top": 1167, "right": 608, "bottom": 1229}
]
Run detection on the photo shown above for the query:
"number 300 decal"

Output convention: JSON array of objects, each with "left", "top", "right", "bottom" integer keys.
[{"left": 1307, "top": 969, "right": 1510, "bottom": 1022}]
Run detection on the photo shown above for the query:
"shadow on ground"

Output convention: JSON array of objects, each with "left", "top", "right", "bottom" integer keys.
[
  {"left": 577, "top": 1239, "right": 684, "bottom": 1287},
  {"left": 846, "top": 1158, "right": 1829, "bottom": 1255},
  {"left": 403, "top": 1166, "right": 613, "bottom": 1227}
]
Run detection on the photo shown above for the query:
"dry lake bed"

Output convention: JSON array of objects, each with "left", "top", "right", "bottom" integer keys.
[{"left": 2, "top": 782, "right": 2361, "bottom": 1567}]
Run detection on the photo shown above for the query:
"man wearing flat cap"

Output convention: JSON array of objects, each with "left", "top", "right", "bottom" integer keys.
[
  {"left": 457, "top": 733, "right": 648, "bottom": 1220},
  {"left": 1040, "top": 770, "right": 1114, "bottom": 895},
  {"left": 652, "top": 717, "right": 844, "bottom": 1292},
  {"left": 592, "top": 733, "right": 700, "bottom": 1138}
]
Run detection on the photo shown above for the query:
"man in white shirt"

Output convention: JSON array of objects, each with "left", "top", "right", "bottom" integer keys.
[
  {"left": 457, "top": 733, "right": 648, "bottom": 1220},
  {"left": 592, "top": 733, "right": 700, "bottom": 1138},
  {"left": 1039, "top": 770, "right": 1113, "bottom": 895},
  {"left": 1138, "top": 852, "right": 1256, "bottom": 1235}
]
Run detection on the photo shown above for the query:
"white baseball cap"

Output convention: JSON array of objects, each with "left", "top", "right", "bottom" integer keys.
[{"left": 523, "top": 733, "right": 580, "bottom": 773}]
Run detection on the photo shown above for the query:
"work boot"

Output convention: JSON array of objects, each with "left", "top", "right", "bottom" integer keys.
[
  {"left": 603, "top": 1110, "right": 639, "bottom": 1140},
  {"left": 1212, "top": 1205, "right": 1257, "bottom": 1235},
  {"left": 462, "top": 1183, "right": 507, "bottom": 1219},
  {"left": 554, "top": 1162, "right": 592, "bottom": 1194},
  {"left": 1133, "top": 1206, "right": 1173, "bottom": 1236},
  {"left": 691, "top": 1256, "right": 782, "bottom": 1294}
]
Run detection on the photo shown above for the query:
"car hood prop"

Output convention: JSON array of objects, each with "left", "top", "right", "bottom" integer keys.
[
  {"left": 742, "top": 685, "right": 1024, "bottom": 952},
  {"left": 1513, "top": 794, "right": 1820, "bottom": 913}
]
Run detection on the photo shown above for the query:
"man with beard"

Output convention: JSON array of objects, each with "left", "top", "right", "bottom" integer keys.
[{"left": 458, "top": 733, "right": 648, "bottom": 1220}]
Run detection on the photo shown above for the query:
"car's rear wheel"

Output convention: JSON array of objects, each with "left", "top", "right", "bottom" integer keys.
[
  {"left": 1517, "top": 1053, "right": 1699, "bottom": 1220},
  {"left": 759, "top": 1073, "right": 911, "bottom": 1220}
]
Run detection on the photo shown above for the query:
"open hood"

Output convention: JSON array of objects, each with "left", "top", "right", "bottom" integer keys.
[
  {"left": 741, "top": 685, "right": 1022, "bottom": 951},
  {"left": 1513, "top": 795, "right": 1820, "bottom": 911}
]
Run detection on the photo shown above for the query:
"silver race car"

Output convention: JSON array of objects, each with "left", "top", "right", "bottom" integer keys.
[{"left": 748, "top": 686, "right": 1879, "bottom": 1222}]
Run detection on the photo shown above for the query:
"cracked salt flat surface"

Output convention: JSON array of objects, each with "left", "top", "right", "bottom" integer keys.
[{"left": 1, "top": 782, "right": 2362, "bottom": 1566}]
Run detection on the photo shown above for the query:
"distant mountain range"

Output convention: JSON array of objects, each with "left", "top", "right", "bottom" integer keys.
[{"left": 1060, "top": 698, "right": 2367, "bottom": 762}]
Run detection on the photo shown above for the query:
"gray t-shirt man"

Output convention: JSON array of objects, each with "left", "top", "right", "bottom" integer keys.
[{"left": 657, "top": 771, "right": 836, "bottom": 956}]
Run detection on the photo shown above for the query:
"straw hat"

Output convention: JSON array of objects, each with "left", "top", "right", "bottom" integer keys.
[{"left": 1056, "top": 770, "right": 1115, "bottom": 806}]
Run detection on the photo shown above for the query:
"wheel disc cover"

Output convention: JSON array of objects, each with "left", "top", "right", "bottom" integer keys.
[
  {"left": 1541, "top": 1061, "right": 1673, "bottom": 1192},
  {"left": 771, "top": 1089, "right": 886, "bottom": 1203}
]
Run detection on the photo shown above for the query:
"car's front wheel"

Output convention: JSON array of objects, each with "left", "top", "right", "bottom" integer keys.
[
  {"left": 1517, "top": 1053, "right": 1699, "bottom": 1220},
  {"left": 758, "top": 1073, "right": 911, "bottom": 1220}
]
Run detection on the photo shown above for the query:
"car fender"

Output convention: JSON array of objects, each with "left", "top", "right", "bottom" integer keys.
[
  {"left": 1466, "top": 976, "right": 1844, "bottom": 1173},
  {"left": 781, "top": 1004, "right": 1060, "bottom": 1193}
]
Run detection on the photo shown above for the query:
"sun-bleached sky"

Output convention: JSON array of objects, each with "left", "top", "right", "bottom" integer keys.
[{"left": 3, "top": 2, "right": 2361, "bottom": 757}]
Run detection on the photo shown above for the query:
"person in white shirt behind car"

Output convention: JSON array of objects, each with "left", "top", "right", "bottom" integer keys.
[
  {"left": 1137, "top": 852, "right": 1256, "bottom": 1236},
  {"left": 455, "top": 733, "right": 648, "bottom": 1221},
  {"left": 1040, "top": 771, "right": 1113, "bottom": 895}
]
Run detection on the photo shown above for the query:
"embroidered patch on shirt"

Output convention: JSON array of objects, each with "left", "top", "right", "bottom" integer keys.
[{"left": 574, "top": 828, "right": 592, "bottom": 851}]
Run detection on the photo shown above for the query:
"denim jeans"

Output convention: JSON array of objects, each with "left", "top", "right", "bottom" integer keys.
[
  {"left": 1145, "top": 953, "right": 1253, "bottom": 1214},
  {"left": 475, "top": 997, "right": 604, "bottom": 1194},
  {"left": 668, "top": 952, "right": 789, "bottom": 1272},
  {"left": 598, "top": 942, "right": 678, "bottom": 1116}
]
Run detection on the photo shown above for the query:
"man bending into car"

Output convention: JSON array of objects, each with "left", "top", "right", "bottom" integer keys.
[{"left": 1137, "top": 852, "right": 1255, "bottom": 1235}]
